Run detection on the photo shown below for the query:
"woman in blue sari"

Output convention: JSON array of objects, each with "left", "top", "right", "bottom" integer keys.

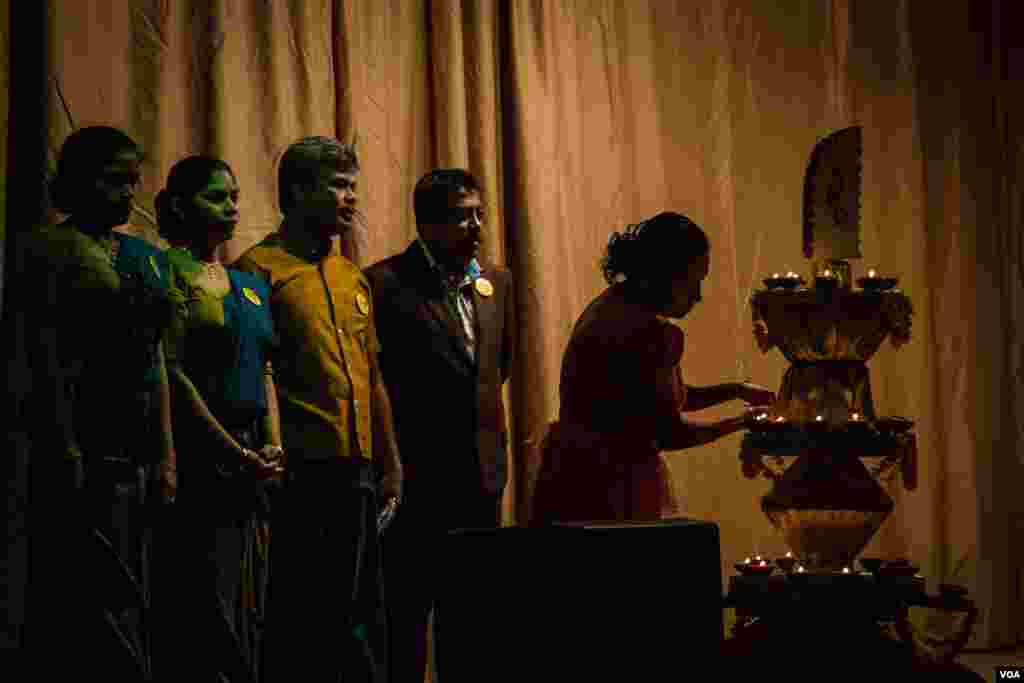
[{"left": 153, "top": 156, "right": 282, "bottom": 683}]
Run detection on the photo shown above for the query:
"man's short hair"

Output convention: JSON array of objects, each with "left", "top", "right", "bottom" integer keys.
[
  {"left": 413, "top": 168, "right": 482, "bottom": 225},
  {"left": 277, "top": 136, "right": 360, "bottom": 213}
]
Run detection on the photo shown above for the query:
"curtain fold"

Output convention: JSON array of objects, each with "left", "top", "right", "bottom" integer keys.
[{"left": 3, "top": 0, "right": 1022, "bottom": 651}]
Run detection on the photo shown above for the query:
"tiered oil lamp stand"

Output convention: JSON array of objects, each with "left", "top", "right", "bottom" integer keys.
[{"left": 722, "top": 264, "right": 979, "bottom": 678}]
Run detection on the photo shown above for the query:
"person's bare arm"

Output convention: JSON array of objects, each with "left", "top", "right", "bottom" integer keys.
[
  {"left": 261, "top": 363, "right": 282, "bottom": 449},
  {"left": 153, "top": 344, "right": 177, "bottom": 501},
  {"left": 659, "top": 413, "right": 750, "bottom": 450},
  {"left": 655, "top": 365, "right": 754, "bottom": 450},
  {"left": 682, "top": 382, "right": 742, "bottom": 411},
  {"left": 683, "top": 380, "right": 775, "bottom": 412},
  {"left": 258, "top": 364, "right": 285, "bottom": 477},
  {"left": 166, "top": 362, "right": 279, "bottom": 478}
]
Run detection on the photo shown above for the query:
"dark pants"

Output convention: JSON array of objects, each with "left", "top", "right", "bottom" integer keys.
[
  {"left": 260, "top": 459, "right": 384, "bottom": 683},
  {"left": 152, "top": 487, "right": 269, "bottom": 683},
  {"left": 22, "top": 458, "right": 153, "bottom": 682},
  {"left": 152, "top": 423, "right": 270, "bottom": 683},
  {"left": 383, "top": 489, "right": 500, "bottom": 683}
]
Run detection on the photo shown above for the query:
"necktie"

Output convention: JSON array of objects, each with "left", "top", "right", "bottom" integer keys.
[{"left": 446, "top": 279, "right": 476, "bottom": 360}]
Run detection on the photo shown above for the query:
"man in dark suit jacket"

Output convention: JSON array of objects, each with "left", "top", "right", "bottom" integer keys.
[{"left": 364, "top": 168, "right": 515, "bottom": 683}]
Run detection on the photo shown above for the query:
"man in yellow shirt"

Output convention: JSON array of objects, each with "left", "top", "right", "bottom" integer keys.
[{"left": 235, "top": 136, "right": 402, "bottom": 683}]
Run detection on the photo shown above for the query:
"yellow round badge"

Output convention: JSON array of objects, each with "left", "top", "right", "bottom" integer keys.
[
  {"left": 356, "top": 292, "right": 370, "bottom": 315},
  {"left": 242, "top": 287, "right": 262, "bottom": 306},
  {"left": 474, "top": 277, "right": 494, "bottom": 297}
]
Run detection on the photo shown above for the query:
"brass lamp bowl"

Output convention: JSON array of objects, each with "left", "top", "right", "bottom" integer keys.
[
  {"left": 878, "top": 562, "right": 919, "bottom": 578},
  {"left": 775, "top": 556, "right": 798, "bottom": 573},
  {"left": 859, "top": 557, "right": 884, "bottom": 573},
  {"left": 804, "top": 417, "right": 832, "bottom": 437},
  {"left": 750, "top": 289, "right": 909, "bottom": 362},
  {"left": 843, "top": 419, "right": 874, "bottom": 438},
  {"left": 764, "top": 276, "right": 805, "bottom": 291},
  {"left": 856, "top": 276, "right": 899, "bottom": 292},
  {"left": 750, "top": 413, "right": 792, "bottom": 435},
  {"left": 814, "top": 274, "right": 840, "bottom": 290},
  {"left": 875, "top": 417, "right": 914, "bottom": 436}
]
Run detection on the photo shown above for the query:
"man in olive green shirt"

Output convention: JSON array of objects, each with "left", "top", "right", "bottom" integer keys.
[{"left": 235, "top": 136, "right": 401, "bottom": 683}]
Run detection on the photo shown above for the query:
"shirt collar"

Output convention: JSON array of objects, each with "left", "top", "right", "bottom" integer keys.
[{"left": 417, "top": 238, "right": 481, "bottom": 288}]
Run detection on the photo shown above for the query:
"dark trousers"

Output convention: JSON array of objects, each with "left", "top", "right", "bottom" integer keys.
[
  {"left": 152, "top": 422, "right": 270, "bottom": 683},
  {"left": 22, "top": 458, "right": 153, "bottom": 682},
  {"left": 259, "top": 459, "right": 384, "bottom": 683},
  {"left": 152, "top": 494, "right": 269, "bottom": 683},
  {"left": 383, "top": 490, "right": 500, "bottom": 683}
]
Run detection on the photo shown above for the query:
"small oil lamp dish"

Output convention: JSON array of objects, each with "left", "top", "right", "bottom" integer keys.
[
  {"left": 750, "top": 410, "right": 771, "bottom": 429},
  {"left": 856, "top": 268, "right": 899, "bottom": 292},
  {"left": 735, "top": 556, "right": 775, "bottom": 576},
  {"left": 844, "top": 412, "right": 872, "bottom": 437},
  {"left": 805, "top": 414, "right": 831, "bottom": 436},
  {"left": 775, "top": 551, "right": 798, "bottom": 573},
  {"left": 814, "top": 268, "right": 840, "bottom": 290},
  {"left": 788, "top": 564, "right": 812, "bottom": 585},
  {"left": 767, "top": 415, "right": 789, "bottom": 431},
  {"left": 874, "top": 416, "right": 914, "bottom": 436},
  {"left": 764, "top": 271, "right": 806, "bottom": 290}
]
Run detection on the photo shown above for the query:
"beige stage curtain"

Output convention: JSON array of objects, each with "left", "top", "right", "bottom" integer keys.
[{"left": 3, "top": 0, "right": 1021, "bottom": 652}]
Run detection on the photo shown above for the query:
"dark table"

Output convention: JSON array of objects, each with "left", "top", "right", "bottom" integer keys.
[{"left": 721, "top": 571, "right": 982, "bottom": 681}]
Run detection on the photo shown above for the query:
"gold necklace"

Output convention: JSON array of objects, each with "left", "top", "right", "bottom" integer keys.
[{"left": 194, "top": 259, "right": 230, "bottom": 294}]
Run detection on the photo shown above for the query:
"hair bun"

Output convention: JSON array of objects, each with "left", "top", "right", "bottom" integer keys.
[
  {"left": 601, "top": 228, "right": 638, "bottom": 284},
  {"left": 600, "top": 213, "right": 709, "bottom": 292},
  {"left": 154, "top": 189, "right": 178, "bottom": 242}
]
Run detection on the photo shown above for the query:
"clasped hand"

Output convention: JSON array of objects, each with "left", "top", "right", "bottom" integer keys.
[{"left": 241, "top": 445, "right": 286, "bottom": 481}]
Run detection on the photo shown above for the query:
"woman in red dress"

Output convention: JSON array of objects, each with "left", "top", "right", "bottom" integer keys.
[{"left": 531, "top": 212, "right": 774, "bottom": 524}]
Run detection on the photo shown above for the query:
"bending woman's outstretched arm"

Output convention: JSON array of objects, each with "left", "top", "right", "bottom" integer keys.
[
  {"left": 683, "top": 380, "right": 775, "bottom": 412},
  {"left": 654, "top": 362, "right": 756, "bottom": 450},
  {"left": 659, "top": 412, "right": 750, "bottom": 450}
]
